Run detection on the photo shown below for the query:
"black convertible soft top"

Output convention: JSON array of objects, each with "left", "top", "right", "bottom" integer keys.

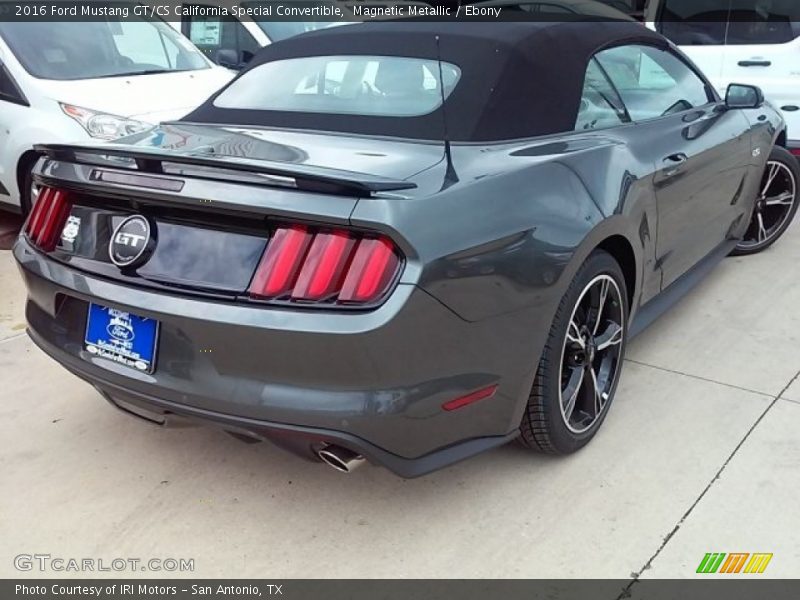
[{"left": 183, "top": 21, "right": 668, "bottom": 142}]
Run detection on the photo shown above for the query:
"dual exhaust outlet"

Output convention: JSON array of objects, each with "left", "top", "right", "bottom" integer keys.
[{"left": 317, "top": 444, "right": 365, "bottom": 473}]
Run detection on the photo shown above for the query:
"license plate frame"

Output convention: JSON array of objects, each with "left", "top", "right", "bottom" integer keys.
[{"left": 84, "top": 303, "right": 159, "bottom": 373}]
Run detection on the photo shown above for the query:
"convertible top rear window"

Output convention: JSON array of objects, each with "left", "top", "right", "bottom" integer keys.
[
  {"left": 213, "top": 55, "right": 461, "bottom": 117},
  {"left": 184, "top": 21, "right": 668, "bottom": 142}
]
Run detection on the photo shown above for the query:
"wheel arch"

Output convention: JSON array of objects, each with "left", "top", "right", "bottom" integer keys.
[
  {"left": 566, "top": 210, "right": 647, "bottom": 316},
  {"left": 776, "top": 128, "right": 787, "bottom": 148},
  {"left": 596, "top": 234, "right": 637, "bottom": 309}
]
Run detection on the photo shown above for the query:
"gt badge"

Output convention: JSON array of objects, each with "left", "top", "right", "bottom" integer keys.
[{"left": 109, "top": 215, "right": 155, "bottom": 269}]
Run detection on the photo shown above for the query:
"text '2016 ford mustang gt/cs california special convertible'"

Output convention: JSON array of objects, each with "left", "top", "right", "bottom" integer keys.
[{"left": 13, "top": 21, "right": 799, "bottom": 477}]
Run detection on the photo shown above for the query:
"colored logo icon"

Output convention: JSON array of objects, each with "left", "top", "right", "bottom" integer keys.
[{"left": 696, "top": 553, "right": 773, "bottom": 574}]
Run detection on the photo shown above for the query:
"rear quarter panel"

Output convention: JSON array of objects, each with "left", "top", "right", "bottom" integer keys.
[
  {"left": 352, "top": 132, "right": 658, "bottom": 325},
  {"left": 351, "top": 133, "right": 658, "bottom": 431}
]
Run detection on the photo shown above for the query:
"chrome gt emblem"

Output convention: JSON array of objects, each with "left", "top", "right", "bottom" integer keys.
[{"left": 109, "top": 215, "right": 154, "bottom": 268}]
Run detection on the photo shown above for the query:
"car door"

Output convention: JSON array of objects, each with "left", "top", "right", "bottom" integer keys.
[
  {"left": 181, "top": 5, "right": 261, "bottom": 68},
  {"left": 597, "top": 43, "right": 754, "bottom": 290}
]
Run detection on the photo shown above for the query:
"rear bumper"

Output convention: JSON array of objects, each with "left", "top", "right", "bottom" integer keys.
[
  {"left": 28, "top": 329, "right": 515, "bottom": 478},
  {"left": 14, "top": 238, "right": 540, "bottom": 476}
]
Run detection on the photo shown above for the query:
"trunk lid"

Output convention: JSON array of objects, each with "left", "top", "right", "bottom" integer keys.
[
  {"left": 30, "top": 124, "right": 444, "bottom": 299},
  {"left": 130, "top": 122, "right": 446, "bottom": 183}
]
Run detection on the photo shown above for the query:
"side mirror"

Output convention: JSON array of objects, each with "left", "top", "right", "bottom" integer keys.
[
  {"left": 726, "top": 84, "right": 765, "bottom": 109},
  {"left": 214, "top": 49, "right": 241, "bottom": 70}
]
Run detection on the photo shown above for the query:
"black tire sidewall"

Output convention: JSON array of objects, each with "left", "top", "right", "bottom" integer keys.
[
  {"left": 537, "top": 251, "right": 629, "bottom": 453},
  {"left": 732, "top": 145, "right": 800, "bottom": 256}
]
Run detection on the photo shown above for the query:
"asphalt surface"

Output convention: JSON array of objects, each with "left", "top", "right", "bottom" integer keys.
[{"left": 1, "top": 209, "right": 799, "bottom": 579}]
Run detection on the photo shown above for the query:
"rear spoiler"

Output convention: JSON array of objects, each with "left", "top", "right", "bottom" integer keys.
[{"left": 34, "top": 143, "right": 417, "bottom": 197}]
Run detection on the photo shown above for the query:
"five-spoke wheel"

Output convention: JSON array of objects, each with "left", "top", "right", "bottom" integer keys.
[
  {"left": 520, "top": 250, "right": 628, "bottom": 454},
  {"left": 733, "top": 146, "right": 800, "bottom": 256},
  {"left": 560, "top": 275, "right": 625, "bottom": 434}
]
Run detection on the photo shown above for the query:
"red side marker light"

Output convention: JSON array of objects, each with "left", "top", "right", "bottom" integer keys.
[{"left": 442, "top": 384, "right": 499, "bottom": 412}]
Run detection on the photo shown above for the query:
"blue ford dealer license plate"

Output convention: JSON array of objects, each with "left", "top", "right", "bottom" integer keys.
[{"left": 84, "top": 304, "right": 159, "bottom": 373}]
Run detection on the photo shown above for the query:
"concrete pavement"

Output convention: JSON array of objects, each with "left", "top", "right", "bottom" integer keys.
[{"left": 1, "top": 215, "right": 799, "bottom": 580}]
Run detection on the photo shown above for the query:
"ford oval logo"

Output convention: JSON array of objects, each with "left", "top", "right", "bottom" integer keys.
[
  {"left": 109, "top": 215, "right": 154, "bottom": 268},
  {"left": 107, "top": 322, "right": 135, "bottom": 342}
]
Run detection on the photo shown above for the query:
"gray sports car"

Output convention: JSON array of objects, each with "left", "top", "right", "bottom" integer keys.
[{"left": 14, "top": 21, "right": 799, "bottom": 477}]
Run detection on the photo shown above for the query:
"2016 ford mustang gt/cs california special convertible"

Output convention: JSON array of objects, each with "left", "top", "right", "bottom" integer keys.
[{"left": 14, "top": 21, "right": 799, "bottom": 477}]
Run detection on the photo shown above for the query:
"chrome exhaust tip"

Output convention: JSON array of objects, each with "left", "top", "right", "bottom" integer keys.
[{"left": 317, "top": 445, "right": 365, "bottom": 473}]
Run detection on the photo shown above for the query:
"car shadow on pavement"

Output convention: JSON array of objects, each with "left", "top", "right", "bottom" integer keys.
[
  {"left": 106, "top": 408, "right": 554, "bottom": 494},
  {"left": 0, "top": 212, "right": 23, "bottom": 250}
]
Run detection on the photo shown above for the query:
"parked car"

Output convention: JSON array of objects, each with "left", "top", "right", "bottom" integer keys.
[
  {"left": 14, "top": 21, "right": 798, "bottom": 477},
  {"left": 605, "top": 0, "right": 648, "bottom": 19},
  {"left": 173, "top": 0, "right": 434, "bottom": 69},
  {"left": 171, "top": 2, "right": 339, "bottom": 69},
  {"left": 646, "top": 0, "right": 800, "bottom": 157},
  {"left": 0, "top": 19, "right": 234, "bottom": 216}
]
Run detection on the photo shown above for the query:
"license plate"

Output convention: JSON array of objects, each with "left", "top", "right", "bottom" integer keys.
[{"left": 84, "top": 303, "right": 159, "bottom": 373}]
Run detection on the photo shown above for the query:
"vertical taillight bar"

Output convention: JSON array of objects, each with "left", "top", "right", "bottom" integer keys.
[
  {"left": 24, "top": 186, "right": 73, "bottom": 252},
  {"left": 338, "top": 238, "right": 399, "bottom": 304},
  {"left": 249, "top": 226, "right": 313, "bottom": 299},
  {"left": 24, "top": 186, "right": 54, "bottom": 238},
  {"left": 36, "top": 190, "right": 71, "bottom": 251},
  {"left": 292, "top": 231, "right": 355, "bottom": 301}
]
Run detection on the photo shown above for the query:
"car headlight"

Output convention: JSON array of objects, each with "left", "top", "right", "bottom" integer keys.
[{"left": 60, "top": 103, "right": 153, "bottom": 140}]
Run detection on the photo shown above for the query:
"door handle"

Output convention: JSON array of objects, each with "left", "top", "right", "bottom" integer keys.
[
  {"left": 662, "top": 153, "right": 688, "bottom": 178},
  {"left": 738, "top": 60, "right": 772, "bottom": 67},
  {"left": 664, "top": 153, "right": 688, "bottom": 165}
]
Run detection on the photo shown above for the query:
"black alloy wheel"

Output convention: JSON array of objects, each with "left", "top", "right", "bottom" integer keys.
[
  {"left": 560, "top": 274, "right": 625, "bottom": 434},
  {"left": 519, "top": 250, "right": 628, "bottom": 454},
  {"left": 733, "top": 146, "right": 800, "bottom": 256}
]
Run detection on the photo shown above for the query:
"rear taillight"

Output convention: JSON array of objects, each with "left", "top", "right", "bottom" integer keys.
[
  {"left": 249, "top": 225, "right": 402, "bottom": 306},
  {"left": 339, "top": 238, "right": 399, "bottom": 303},
  {"left": 24, "top": 186, "right": 72, "bottom": 252}
]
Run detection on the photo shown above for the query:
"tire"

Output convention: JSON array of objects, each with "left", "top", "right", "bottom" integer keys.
[
  {"left": 731, "top": 145, "right": 800, "bottom": 256},
  {"left": 519, "top": 250, "right": 628, "bottom": 454}
]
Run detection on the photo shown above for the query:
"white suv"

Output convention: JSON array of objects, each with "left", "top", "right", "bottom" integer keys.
[
  {"left": 0, "top": 19, "right": 233, "bottom": 215},
  {"left": 647, "top": 0, "right": 800, "bottom": 155}
]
